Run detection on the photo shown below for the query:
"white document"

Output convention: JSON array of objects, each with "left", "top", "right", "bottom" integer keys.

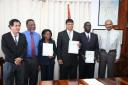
[
  {"left": 42, "top": 43, "right": 53, "bottom": 56},
  {"left": 83, "top": 79, "right": 104, "bottom": 85},
  {"left": 68, "top": 41, "right": 79, "bottom": 54},
  {"left": 85, "top": 51, "right": 95, "bottom": 63}
]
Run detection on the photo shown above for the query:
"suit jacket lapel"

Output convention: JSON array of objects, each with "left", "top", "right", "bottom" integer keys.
[
  {"left": 17, "top": 33, "right": 21, "bottom": 46},
  {"left": 72, "top": 31, "right": 77, "bottom": 41},
  {"left": 64, "top": 30, "right": 70, "bottom": 40},
  {"left": 83, "top": 33, "right": 88, "bottom": 42},
  {"left": 89, "top": 33, "right": 93, "bottom": 42},
  {"left": 8, "top": 32, "right": 17, "bottom": 48}
]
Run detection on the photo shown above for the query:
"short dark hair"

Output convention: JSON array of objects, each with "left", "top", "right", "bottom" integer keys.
[
  {"left": 84, "top": 22, "right": 91, "bottom": 28},
  {"left": 65, "top": 19, "right": 74, "bottom": 24},
  {"left": 41, "top": 29, "right": 52, "bottom": 40},
  {"left": 26, "top": 19, "right": 34, "bottom": 25},
  {"left": 8, "top": 19, "right": 21, "bottom": 28}
]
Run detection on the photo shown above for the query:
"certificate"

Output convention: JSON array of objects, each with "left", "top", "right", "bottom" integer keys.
[
  {"left": 42, "top": 43, "right": 53, "bottom": 56},
  {"left": 68, "top": 41, "right": 79, "bottom": 54},
  {"left": 84, "top": 79, "right": 104, "bottom": 85},
  {"left": 85, "top": 51, "right": 95, "bottom": 63}
]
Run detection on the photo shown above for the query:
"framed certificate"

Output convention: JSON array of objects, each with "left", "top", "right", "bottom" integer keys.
[{"left": 98, "top": 0, "right": 119, "bottom": 25}]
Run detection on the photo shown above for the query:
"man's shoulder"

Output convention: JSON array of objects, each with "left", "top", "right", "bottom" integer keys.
[
  {"left": 23, "top": 31, "right": 40, "bottom": 36},
  {"left": 2, "top": 32, "right": 11, "bottom": 38},
  {"left": 19, "top": 33, "right": 26, "bottom": 37},
  {"left": 73, "top": 30, "right": 79, "bottom": 34},
  {"left": 111, "top": 29, "right": 120, "bottom": 35},
  {"left": 80, "top": 32, "right": 85, "bottom": 35},
  {"left": 58, "top": 30, "right": 66, "bottom": 36},
  {"left": 23, "top": 31, "right": 28, "bottom": 34},
  {"left": 91, "top": 32, "right": 98, "bottom": 36}
]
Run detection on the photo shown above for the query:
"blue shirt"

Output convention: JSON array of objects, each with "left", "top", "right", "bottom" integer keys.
[{"left": 23, "top": 31, "right": 40, "bottom": 57}]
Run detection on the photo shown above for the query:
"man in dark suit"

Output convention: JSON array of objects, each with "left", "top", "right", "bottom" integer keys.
[
  {"left": 79, "top": 22, "right": 99, "bottom": 79},
  {"left": 1, "top": 19, "right": 27, "bottom": 85},
  {"left": 57, "top": 19, "right": 79, "bottom": 80}
]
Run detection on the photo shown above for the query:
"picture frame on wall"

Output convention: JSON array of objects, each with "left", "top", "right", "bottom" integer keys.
[{"left": 98, "top": 0, "right": 120, "bottom": 26}]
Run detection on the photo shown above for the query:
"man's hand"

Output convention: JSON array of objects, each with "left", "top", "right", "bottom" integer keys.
[
  {"left": 14, "top": 57, "right": 23, "bottom": 65},
  {"left": 115, "top": 59, "right": 120, "bottom": 63},
  {"left": 48, "top": 56, "right": 53, "bottom": 59},
  {"left": 77, "top": 42, "right": 81, "bottom": 48},
  {"left": 58, "top": 59, "right": 63, "bottom": 64}
]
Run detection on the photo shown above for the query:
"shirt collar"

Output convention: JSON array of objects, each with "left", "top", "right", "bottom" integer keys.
[
  {"left": 10, "top": 31, "right": 19, "bottom": 37},
  {"left": 27, "top": 31, "right": 35, "bottom": 35},
  {"left": 85, "top": 32, "right": 90, "bottom": 36},
  {"left": 67, "top": 29, "right": 73, "bottom": 34}
]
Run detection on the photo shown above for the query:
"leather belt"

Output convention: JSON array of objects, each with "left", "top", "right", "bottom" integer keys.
[{"left": 100, "top": 49, "right": 116, "bottom": 52}]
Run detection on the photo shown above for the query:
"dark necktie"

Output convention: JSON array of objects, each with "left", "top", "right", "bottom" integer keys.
[
  {"left": 87, "top": 34, "right": 89, "bottom": 41},
  {"left": 30, "top": 32, "right": 36, "bottom": 57},
  {"left": 68, "top": 32, "right": 71, "bottom": 40},
  {"left": 14, "top": 36, "right": 18, "bottom": 45}
]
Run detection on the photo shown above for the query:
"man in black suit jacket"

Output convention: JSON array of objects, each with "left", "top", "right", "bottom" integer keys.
[
  {"left": 1, "top": 19, "right": 27, "bottom": 85},
  {"left": 79, "top": 22, "right": 99, "bottom": 79},
  {"left": 57, "top": 19, "right": 79, "bottom": 80}
]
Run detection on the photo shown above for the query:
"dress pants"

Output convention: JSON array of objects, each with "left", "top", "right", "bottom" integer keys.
[
  {"left": 79, "top": 63, "right": 95, "bottom": 79},
  {"left": 24, "top": 58, "right": 39, "bottom": 85},
  {"left": 98, "top": 50, "right": 116, "bottom": 78},
  {"left": 3, "top": 62, "right": 24, "bottom": 85},
  {"left": 59, "top": 64, "right": 77, "bottom": 80}
]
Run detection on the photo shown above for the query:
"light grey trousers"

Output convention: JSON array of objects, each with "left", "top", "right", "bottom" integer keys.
[{"left": 98, "top": 50, "right": 116, "bottom": 78}]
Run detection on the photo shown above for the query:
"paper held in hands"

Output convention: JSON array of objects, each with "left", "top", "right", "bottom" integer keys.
[
  {"left": 85, "top": 51, "right": 95, "bottom": 63},
  {"left": 68, "top": 41, "right": 79, "bottom": 54},
  {"left": 83, "top": 79, "right": 104, "bottom": 85},
  {"left": 42, "top": 43, "right": 53, "bottom": 56}
]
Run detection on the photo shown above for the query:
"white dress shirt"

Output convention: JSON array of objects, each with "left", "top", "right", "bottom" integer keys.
[
  {"left": 85, "top": 32, "right": 91, "bottom": 40},
  {"left": 67, "top": 30, "right": 73, "bottom": 40},
  {"left": 99, "top": 29, "right": 121, "bottom": 59},
  {"left": 11, "top": 31, "right": 19, "bottom": 43}
]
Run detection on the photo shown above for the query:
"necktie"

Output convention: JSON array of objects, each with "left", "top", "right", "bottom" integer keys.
[
  {"left": 106, "top": 31, "right": 110, "bottom": 53},
  {"left": 14, "top": 36, "right": 18, "bottom": 45},
  {"left": 68, "top": 32, "right": 71, "bottom": 40},
  {"left": 30, "top": 32, "right": 36, "bottom": 58},
  {"left": 87, "top": 34, "right": 89, "bottom": 41}
]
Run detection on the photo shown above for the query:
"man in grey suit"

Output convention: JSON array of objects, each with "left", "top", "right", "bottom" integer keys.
[
  {"left": 98, "top": 20, "right": 121, "bottom": 78},
  {"left": 57, "top": 19, "right": 79, "bottom": 80}
]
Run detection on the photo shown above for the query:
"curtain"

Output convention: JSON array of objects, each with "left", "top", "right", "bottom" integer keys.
[{"left": 0, "top": 0, "right": 91, "bottom": 57}]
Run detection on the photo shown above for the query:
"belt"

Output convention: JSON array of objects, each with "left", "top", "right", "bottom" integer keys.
[
  {"left": 26, "top": 56, "right": 37, "bottom": 59},
  {"left": 100, "top": 49, "right": 116, "bottom": 52}
]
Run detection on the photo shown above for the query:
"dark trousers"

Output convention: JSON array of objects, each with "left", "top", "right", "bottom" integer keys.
[
  {"left": 79, "top": 63, "right": 95, "bottom": 79},
  {"left": 40, "top": 64, "right": 54, "bottom": 80},
  {"left": 59, "top": 65, "right": 77, "bottom": 80},
  {"left": 3, "top": 62, "right": 24, "bottom": 85},
  {"left": 98, "top": 50, "right": 116, "bottom": 78},
  {"left": 24, "top": 58, "right": 39, "bottom": 85}
]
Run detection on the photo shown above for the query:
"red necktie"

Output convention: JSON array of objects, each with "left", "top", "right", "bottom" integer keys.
[{"left": 30, "top": 32, "right": 36, "bottom": 58}]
